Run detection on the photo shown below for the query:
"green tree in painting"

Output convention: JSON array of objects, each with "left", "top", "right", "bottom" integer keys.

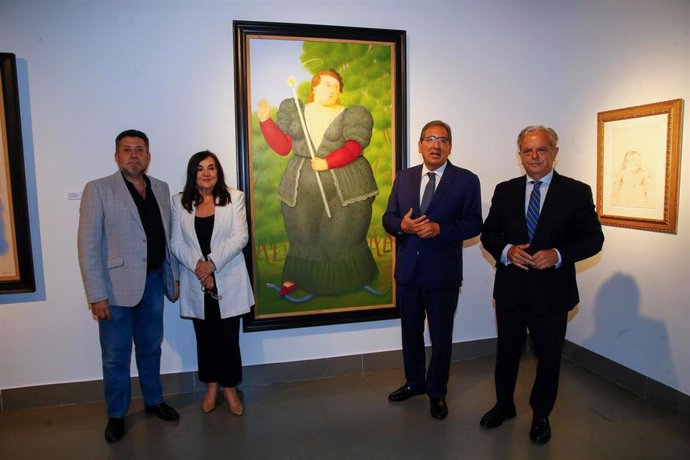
[{"left": 298, "top": 41, "right": 392, "bottom": 135}]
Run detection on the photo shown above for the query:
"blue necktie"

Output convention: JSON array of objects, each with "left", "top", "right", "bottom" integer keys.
[
  {"left": 420, "top": 172, "right": 436, "bottom": 214},
  {"left": 526, "top": 180, "right": 542, "bottom": 242}
]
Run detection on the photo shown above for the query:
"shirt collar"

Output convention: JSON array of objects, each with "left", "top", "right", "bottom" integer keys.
[
  {"left": 526, "top": 169, "right": 554, "bottom": 186},
  {"left": 120, "top": 172, "right": 150, "bottom": 187},
  {"left": 423, "top": 161, "right": 448, "bottom": 177}
]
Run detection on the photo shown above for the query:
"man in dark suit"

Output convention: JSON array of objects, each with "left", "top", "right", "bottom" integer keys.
[
  {"left": 383, "top": 120, "right": 482, "bottom": 420},
  {"left": 479, "top": 126, "right": 604, "bottom": 443}
]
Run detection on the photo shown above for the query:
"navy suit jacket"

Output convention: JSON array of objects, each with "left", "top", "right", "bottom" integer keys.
[
  {"left": 481, "top": 171, "right": 604, "bottom": 314},
  {"left": 383, "top": 162, "right": 482, "bottom": 291}
]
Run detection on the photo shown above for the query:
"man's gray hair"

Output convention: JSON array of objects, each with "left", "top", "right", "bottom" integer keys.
[{"left": 517, "top": 125, "right": 558, "bottom": 151}]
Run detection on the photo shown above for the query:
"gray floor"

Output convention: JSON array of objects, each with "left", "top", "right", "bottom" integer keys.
[{"left": 1, "top": 355, "right": 689, "bottom": 460}]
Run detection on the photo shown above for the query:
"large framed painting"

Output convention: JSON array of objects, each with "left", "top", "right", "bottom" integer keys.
[
  {"left": 233, "top": 21, "right": 406, "bottom": 331},
  {"left": 597, "top": 99, "right": 683, "bottom": 233},
  {"left": 0, "top": 53, "right": 35, "bottom": 294}
]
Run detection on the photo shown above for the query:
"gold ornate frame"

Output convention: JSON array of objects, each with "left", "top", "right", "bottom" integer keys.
[{"left": 597, "top": 99, "right": 683, "bottom": 233}]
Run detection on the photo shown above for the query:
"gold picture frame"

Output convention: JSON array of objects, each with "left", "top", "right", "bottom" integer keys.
[{"left": 597, "top": 99, "right": 683, "bottom": 233}]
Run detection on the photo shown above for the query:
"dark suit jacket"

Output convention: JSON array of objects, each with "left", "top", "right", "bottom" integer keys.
[
  {"left": 383, "top": 162, "right": 482, "bottom": 291},
  {"left": 481, "top": 171, "right": 604, "bottom": 314}
]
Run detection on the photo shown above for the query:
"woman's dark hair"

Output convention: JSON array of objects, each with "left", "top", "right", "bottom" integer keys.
[{"left": 181, "top": 150, "right": 231, "bottom": 212}]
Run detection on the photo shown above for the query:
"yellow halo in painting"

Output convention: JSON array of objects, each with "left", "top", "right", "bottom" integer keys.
[{"left": 302, "top": 58, "right": 324, "bottom": 70}]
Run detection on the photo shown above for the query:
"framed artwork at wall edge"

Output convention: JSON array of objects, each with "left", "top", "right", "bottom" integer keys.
[
  {"left": 597, "top": 99, "right": 683, "bottom": 233},
  {"left": 233, "top": 21, "right": 407, "bottom": 331},
  {"left": 0, "top": 53, "right": 35, "bottom": 294}
]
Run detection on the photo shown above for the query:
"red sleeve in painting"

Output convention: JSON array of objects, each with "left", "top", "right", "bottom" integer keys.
[
  {"left": 260, "top": 118, "right": 292, "bottom": 156},
  {"left": 324, "top": 140, "right": 363, "bottom": 169}
]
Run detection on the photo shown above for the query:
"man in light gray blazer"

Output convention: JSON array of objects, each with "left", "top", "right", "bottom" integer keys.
[{"left": 78, "top": 129, "right": 180, "bottom": 443}]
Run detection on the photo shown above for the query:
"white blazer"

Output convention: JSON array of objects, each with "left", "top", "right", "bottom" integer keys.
[{"left": 170, "top": 189, "right": 254, "bottom": 319}]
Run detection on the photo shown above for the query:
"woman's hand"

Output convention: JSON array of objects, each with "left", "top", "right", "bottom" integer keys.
[
  {"left": 201, "top": 276, "right": 215, "bottom": 290},
  {"left": 257, "top": 99, "right": 270, "bottom": 122},
  {"left": 195, "top": 259, "right": 215, "bottom": 280}
]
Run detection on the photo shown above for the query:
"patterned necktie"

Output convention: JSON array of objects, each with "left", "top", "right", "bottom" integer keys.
[
  {"left": 420, "top": 172, "right": 436, "bottom": 214},
  {"left": 526, "top": 180, "right": 542, "bottom": 242}
]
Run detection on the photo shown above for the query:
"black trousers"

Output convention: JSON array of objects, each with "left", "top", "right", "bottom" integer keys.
[
  {"left": 397, "top": 283, "right": 459, "bottom": 398},
  {"left": 494, "top": 300, "right": 568, "bottom": 418},
  {"left": 192, "top": 295, "right": 242, "bottom": 388}
]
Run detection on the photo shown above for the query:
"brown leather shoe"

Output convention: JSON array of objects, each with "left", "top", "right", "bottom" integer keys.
[
  {"left": 224, "top": 387, "right": 244, "bottom": 416},
  {"left": 202, "top": 391, "right": 219, "bottom": 414},
  {"left": 202, "top": 383, "right": 219, "bottom": 414}
]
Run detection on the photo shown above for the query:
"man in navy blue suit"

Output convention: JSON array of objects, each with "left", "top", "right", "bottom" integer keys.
[
  {"left": 383, "top": 120, "right": 482, "bottom": 420},
  {"left": 479, "top": 126, "right": 604, "bottom": 444}
]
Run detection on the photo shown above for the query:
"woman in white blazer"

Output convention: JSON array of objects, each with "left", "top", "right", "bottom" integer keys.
[{"left": 171, "top": 151, "right": 254, "bottom": 415}]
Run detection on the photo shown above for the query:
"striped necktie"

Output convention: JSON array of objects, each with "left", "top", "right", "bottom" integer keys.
[{"left": 526, "top": 180, "right": 542, "bottom": 242}]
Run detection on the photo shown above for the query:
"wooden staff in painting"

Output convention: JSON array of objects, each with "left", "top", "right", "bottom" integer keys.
[{"left": 287, "top": 76, "right": 331, "bottom": 218}]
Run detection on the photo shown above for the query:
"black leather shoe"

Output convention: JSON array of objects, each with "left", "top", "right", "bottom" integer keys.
[
  {"left": 144, "top": 402, "right": 180, "bottom": 421},
  {"left": 429, "top": 397, "right": 448, "bottom": 420},
  {"left": 104, "top": 417, "right": 125, "bottom": 443},
  {"left": 479, "top": 405, "right": 517, "bottom": 428},
  {"left": 388, "top": 384, "right": 425, "bottom": 402},
  {"left": 529, "top": 416, "right": 551, "bottom": 444}
]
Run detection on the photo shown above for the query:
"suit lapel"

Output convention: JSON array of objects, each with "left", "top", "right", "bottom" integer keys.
[
  {"left": 511, "top": 176, "right": 530, "bottom": 241},
  {"left": 210, "top": 198, "right": 228, "bottom": 248},
  {"left": 406, "top": 165, "right": 424, "bottom": 212},
  {"left": 181, "top": 204, "right": 202, "bottom": 254},
  {"left": 433, "top": 162, "right": 455, "bottom": 192},
  {"left": 111, "top": 172, "right": 144, "bottom": 231},
  {"left": 537, "top": 171, "right": 562, "bottom": 231},
  {"left": 149, "top": 179, "right": 169, "bottom": 237},
  {"left": 540, "top": 171, "right": 561, "bottom": 216}
]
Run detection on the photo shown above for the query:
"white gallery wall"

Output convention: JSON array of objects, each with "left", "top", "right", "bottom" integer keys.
[{"left": 0, "top": 0, "right": 688, "bottom": 396}]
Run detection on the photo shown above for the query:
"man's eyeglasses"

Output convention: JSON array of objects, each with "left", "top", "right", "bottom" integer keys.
[
  {"left": 201, "top": 286, "right": 222, "bottom": 300},
  {"left": 422, "top": 136, "right": 450, "bottom": 145}
]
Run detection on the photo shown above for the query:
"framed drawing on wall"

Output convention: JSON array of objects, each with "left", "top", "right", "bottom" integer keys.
[
  {"left": 597, "top": 99, "right": 683, "bottom": 233},
  {"left": 233, "top": 21, "right": 406, "bottom": 331},
  {"left": 0, "top": 53, "right": 35, "bottom": 293}
]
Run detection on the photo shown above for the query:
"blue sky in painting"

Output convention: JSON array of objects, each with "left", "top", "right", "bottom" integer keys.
[{"left": 249, "top": 38, "right": 314, "bottom": 111}]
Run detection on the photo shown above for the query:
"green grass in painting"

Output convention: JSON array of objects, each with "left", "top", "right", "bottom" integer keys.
[{"left": 253, "top": 241, "right": 393, "bottom": 316}]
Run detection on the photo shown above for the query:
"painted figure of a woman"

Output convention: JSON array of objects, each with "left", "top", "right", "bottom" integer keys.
[{"left": 257, "top": 69, "right": 378, "bottom": 297}]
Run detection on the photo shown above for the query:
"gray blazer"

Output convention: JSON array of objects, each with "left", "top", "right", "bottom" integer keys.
[{"left": 78, "top": 172, "right": 179, "bottom": 307}]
